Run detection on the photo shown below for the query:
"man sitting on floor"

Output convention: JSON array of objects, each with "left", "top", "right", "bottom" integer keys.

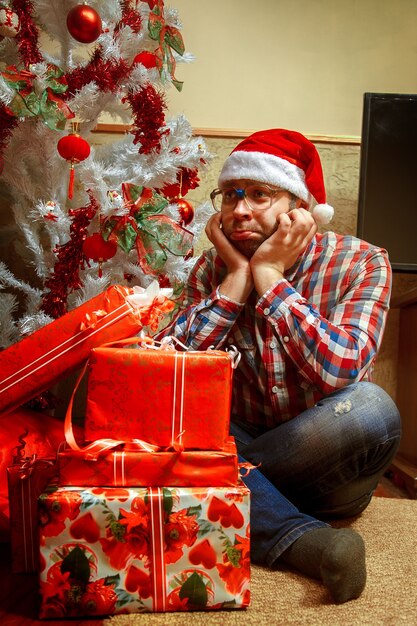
[{"left": 158, "top": 128, "right": 401, "bottom": 603}]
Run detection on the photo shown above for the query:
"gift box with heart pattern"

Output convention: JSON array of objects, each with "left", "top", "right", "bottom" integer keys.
[{"left": 38, "top": 483, "right": 250, "bottom": 617}]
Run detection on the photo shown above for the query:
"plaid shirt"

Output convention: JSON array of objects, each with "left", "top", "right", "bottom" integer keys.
[{"left": 159, "top": 231, "right": 391, "bottom": 428}]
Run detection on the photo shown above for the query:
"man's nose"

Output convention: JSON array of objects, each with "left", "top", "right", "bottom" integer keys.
[{"left": 232, "top": 197, "right": 252, "bottom": 217}]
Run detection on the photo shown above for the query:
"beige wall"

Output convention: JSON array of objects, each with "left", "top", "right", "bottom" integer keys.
[
  {"left": 161, "top": 0, "right": 417, "bottom": 401},
  {"left": 166, "top": 0, "right": 417, "bottom": 137}
]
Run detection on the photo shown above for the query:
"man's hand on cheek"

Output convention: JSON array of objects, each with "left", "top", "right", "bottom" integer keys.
[
  {"left": 250, "top": 209, "right": 317, "bottom": 294},
  {"left": 205, "top": 213, "right": 251, "bottom": 275},
  {"left": 205, "top": 213, "right": 254, "bottom": 302}
]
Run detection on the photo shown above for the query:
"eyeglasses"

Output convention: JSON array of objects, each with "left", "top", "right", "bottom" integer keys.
[{"left": 210, "top": 184, "right": 285, "bottom": 213}]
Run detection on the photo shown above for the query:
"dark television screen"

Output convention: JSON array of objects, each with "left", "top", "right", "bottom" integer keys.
[{"left": 357, "top": 92, "right": 417, "bottom": 272}]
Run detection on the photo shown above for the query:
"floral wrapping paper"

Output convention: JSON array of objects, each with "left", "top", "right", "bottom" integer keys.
[
  {"left": 38, "top": 484, "right": 250, "bottom": 618},
  {"left": 0, "top": 284, "right": 173, "bottom": 415},
  {"left": 7, "top": 457, "right": 57, "bottom": 572},
  {"left": 84, "top": 347, "right": 234, "bottom": 450},
  {"left": 58, "top": 437, "right": 239, "bottom": 488}
]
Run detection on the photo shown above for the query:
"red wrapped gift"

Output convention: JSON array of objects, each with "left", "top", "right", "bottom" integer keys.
[
  {"left": 58, "top": 437, "right": 239, "bottom": 488},
  {"left": 39, "top": 484, "right": 250, "bottom": 617},
  {"left": 0, "top": 408, "right": 83, "bottom": 539},
  {"left": 83, "top": 338, "right": 239, "bottom": 450},
  {"left": 7, "top": 455, "right": 57, "bottom": 573},
  {"left": 0, "top": 283, "right": 173, "bottom": 415}
]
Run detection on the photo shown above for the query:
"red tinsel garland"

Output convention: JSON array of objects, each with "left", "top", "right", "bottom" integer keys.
[
  {"left": 117, "top": 1, "right": 143, "bottom": 34},
  {"left": 159, "top": 166, "right": 200, "bottom": 199},
  {"left": 66, "top": 47, "right": 131, "bottom": 96},
  {"left": 12, "top": 0, "right": 43, "bottom": 67},
  {"left": 41, "top": 193, "right": 99, "bottom": 319},
  {"left": 124, "top": 84, "right": 168, "bottom": 154}
]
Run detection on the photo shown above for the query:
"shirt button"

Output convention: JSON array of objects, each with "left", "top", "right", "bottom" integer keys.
[
  {"left": 269, "top": 340, "right": 277, "bottom": 349},
  {"left": 271, "top": 385, "right": 279, "bottom": 393},
  {"left": 263, "top": 307, "right": 270, "bottom": 315},
  {"left": 283, "top": 336, "right": 290, "bottom": 343}
]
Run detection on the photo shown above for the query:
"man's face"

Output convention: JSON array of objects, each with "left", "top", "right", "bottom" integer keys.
[{"left": 220, "top": 180, "right": 297, "bottom": 258}]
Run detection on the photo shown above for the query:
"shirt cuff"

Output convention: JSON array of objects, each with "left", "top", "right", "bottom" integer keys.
[
  {"left": 256, "top": 279, "right": 303, "bottom": 318},
  {"left": 215, "top": 286, "right": 246, "bottom": 308}
]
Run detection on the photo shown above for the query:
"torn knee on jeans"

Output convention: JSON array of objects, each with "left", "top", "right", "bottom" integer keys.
[{"left": 333, "top": 399, "right": 352, "bottom": 416}]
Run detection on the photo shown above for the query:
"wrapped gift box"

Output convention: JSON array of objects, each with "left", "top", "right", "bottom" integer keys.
[
  {"left": 58, "top": 437, "right": 239, "bottom": 488},
  {"left": 0, "top": 283, "right": 173, "bottom": 415},
  {"left": 7, "top": 456, "right": 57, "bottom": 573},
  {"left": 38, "top": 484, "right": 250, "bottom": 617},
  {"left": 84, "top": 346, "right": 235, "bottom": 450},
  {"left": 0, "top": 408, "right": 85, "bottom": 541}
]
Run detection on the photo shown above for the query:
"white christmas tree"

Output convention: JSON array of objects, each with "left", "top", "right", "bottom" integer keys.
[{"left": 0, "top": 0, "right": 212, "bottom": 348}]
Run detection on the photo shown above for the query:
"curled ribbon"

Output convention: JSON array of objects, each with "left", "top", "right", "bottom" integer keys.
[
  {"left": 143, "top": 335, "right": 242, "bottom": 368},
  {"left": 12, "top": 428, "right": 29, "bottom": 464},
  {"left": 238, "top": 461, "right": 261, "bottom": 478},
  {"left": 18, "top": 454, "right": 38, "bottom": 480},
  {"left": 79, "top": 309, "right": 108, "bottom": 331},
  {"left": 16, "top": 454, "right": 55, "bottom": 480}
]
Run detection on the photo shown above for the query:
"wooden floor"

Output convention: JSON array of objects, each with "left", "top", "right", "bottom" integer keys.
[{"left": 0, "top": 472, "right": 412, "bottom": 626}]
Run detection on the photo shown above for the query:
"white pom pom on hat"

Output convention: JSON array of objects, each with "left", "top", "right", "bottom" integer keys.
[
  {"left": 218, "top": 128, "right": 334, "bottom": 224},
  {"left": 311, "top": 203, "right": 334, "bottom": 225}
]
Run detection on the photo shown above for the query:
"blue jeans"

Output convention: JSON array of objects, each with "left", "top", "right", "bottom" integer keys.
[{"left": 232, "top": 381, "right": 401, "bottom": 566}]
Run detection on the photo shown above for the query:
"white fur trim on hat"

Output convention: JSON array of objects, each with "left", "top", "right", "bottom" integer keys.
[
  {"left": 218, "top": 150, "right": 311, "bottom": 204},
  {"left": 311, "top": 203, "right": 334, "bottom": 225}
]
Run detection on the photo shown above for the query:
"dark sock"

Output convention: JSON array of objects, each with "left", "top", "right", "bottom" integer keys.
[{"left": 279, "top": 527, "right": 366, "bottom": 603}]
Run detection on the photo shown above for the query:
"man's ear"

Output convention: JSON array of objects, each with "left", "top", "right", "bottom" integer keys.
[{"left": 298, "top": 198, "right": 308, "bottom": 209}]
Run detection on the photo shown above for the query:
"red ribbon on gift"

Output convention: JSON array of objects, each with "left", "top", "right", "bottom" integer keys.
[
  {"left": 148, "top": 487, "right": 167, "bottom": 612},
  {"left": 0, "top": 287, "right": 133, "bottom": 401},
  {"left": 64, "top": 334, "right": 191, "bottom": 459},
  {"left": 171, "top": 351, "right": 187, "bottom": 450},
  {"left": 8, "top": 455, "right": 56, "bottom": 572},
  {"left": 64, "top": 358, "right": 161, "bottom": 459}
]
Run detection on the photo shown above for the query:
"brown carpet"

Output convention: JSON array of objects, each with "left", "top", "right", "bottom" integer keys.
[{"left": 105, "top": 497, "right": 417, "bottom": 626}]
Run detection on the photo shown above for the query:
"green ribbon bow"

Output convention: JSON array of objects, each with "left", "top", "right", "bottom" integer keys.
[
  {"left": 147, "top": 2, "right": 185, "bottom": 92},
  {"left": 102, "top": 183, "right": 193, "bottom": 275},
  {"left": 2, "top": 64, "right": 74, "bottom": 130}
]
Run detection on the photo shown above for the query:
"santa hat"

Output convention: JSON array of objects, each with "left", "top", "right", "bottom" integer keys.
[{"left": 218, "top": 129, "right": 334, "bottom": 225}]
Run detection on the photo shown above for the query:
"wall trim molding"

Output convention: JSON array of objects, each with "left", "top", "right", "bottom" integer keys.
[{"left": 93, "top": 124, "right": 361, "bottom": 146}]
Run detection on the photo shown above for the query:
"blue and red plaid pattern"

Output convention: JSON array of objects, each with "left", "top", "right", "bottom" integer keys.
[{"left": 158, "top": 232, "right": 391, "bottom": 427}]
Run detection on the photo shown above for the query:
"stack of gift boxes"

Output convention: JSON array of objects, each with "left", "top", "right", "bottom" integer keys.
[{"left": 3, "top": 285, "right": 250, "bottom": 619}]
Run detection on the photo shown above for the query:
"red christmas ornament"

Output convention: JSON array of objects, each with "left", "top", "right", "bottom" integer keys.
[
  {"left": 57, "top": 133, "right": 91, "bottom": 199},
  {"left": 66, "top": 4, "right": 102, "bottom": 44},
  {"left": 133, "top": 51, "right": 157, "bottom": 69},
  {"left": 0, "top": 7, "right": 20, "bottom": 37},
  {"left": 176, "top": 198, "right": 194, "bottom": 226},
  {"left": 83, "top": 232, "right": 117, "bottom": 277}
]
